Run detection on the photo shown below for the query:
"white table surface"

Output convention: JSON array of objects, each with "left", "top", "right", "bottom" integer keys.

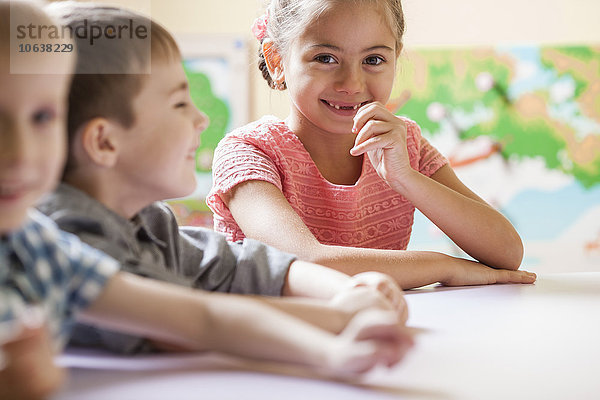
[{"left": 53, "top": 272, "right": 600, "bottom": 400}]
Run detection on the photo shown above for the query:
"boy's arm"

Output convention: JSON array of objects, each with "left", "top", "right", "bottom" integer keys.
[
  {"left": 283, "top": 261, "right": 408, "bottom": 324},
  {"left": 40, "top": 189, "right": 406, "bottom": 316},
  {"left": 80, "top": 271, "right": 413, "bottom": 374},
  {"left": 43, "top": 198, "right": 408, "bottom": 348},
  {"left": 180, "top": 218, "right": 407, "bottom": 320}
]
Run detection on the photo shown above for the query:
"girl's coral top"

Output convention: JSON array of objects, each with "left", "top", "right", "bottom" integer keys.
[{"left": 207, "top": 116, "right": 447, "bottom": 250}]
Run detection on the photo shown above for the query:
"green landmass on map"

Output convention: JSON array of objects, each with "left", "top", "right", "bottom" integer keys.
[
  {"left": 184, "top": 63, "right": 230, "bottom": 172},
  {"left": 393, "top": 46, "right": 600, "bottom": 188}
]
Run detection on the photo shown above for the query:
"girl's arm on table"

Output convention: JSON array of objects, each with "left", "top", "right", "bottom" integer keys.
[
  {"left": 224, "top": 180, "right": 536, "bottom": 290},
  {"left": 79, "top": 272, "right": 413, "bottom": 376},
  {"left": 351, "top": 103, "right": 523, "bottom": 269},
  {"left": 388, "top": 164, "right": 523, "bottom": 270}
]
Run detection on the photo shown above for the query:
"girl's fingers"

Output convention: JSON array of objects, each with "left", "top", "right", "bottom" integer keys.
[
  {"left": 351, "top": 133, "right": 397, "bottom": 156},
  {"left": 353, "top": 101, "right": 405, "bottom": 134},
  {"left": 352, "top": 101, "right": 388, "bottom": 132},
  {"left": 353, "top": 119, "right": 391, "bottom": 148},
  {"left": 495, "top": 269, "right": 536, "bottom": 284},
  {"left": 351, "top": 103, "right": 407, "bottom": 156},
  {"left": 511, "top": 270, "right": 537, "bottom": 283}
]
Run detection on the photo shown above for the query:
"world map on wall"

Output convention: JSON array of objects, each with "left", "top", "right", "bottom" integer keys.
[{"left": 395, "top": 45, "right": 600, "bottom": 271}]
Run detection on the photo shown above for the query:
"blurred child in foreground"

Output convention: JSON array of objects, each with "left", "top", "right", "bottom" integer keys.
[{"left": 0, "top": 1, "right": 413, "bottom": 398}]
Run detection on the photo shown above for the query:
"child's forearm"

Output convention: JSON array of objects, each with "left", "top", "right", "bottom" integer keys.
[
  {"left": 198, "top": 295, "right": 412, "bottom": 372},
  {"left": 83, "top": 272, "right": 412, "bottom": 374},
  {"left": 310, "top": 246, "right": 535, "bottom": 289},
  {"left": 388, "top": 168, "right": 523, "bottom": 269},
  {"left": 281, "top": 259, "right": 353, "bottom": 298},
  {"left": 225, "top": 180, "right": 532, "bottom": 291},
  {"left": 282, "top": 261, "right": 407, "bottom": 324},
  {"left": 199, "top": 295, "right": 338, "bottom": 366},
  {"left": 81, "top": 273, "right": 338, "bottom": 365},
  {"left": 311, "top": 247, "right": 452, "bottom": 288},
  {"left": 255, "top": 293, "right": 384, "bottom": 334},
  {"left": 257, "top": 297, "right": 351, "bottom": 333}
]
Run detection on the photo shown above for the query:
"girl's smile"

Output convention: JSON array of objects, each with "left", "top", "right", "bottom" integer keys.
[
  {"left": 321, "top": 99, "right": 372, "bottom": 116},
  {"left": 284, "top": 2, "right": 397, "bottom": 138}
]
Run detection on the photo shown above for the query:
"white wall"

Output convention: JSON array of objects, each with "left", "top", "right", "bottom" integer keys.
[
  {"left": 402, "top": 0, "right": 600, "bottom": 47},
  {"left": 78, "top": 0, "right": 600, "bottom": 121}
]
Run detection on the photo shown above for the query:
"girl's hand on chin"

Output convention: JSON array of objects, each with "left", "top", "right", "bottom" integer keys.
[{"left": 350, "top": 102, "right": 414, "bottom": 186}]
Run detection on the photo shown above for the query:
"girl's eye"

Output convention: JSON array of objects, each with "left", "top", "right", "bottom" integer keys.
[
  {"left": 315, "top": 54, "right": 336, "bottom": 64},
  {"left": 175, "top": 102, "right": 188, "bottom": 109},
  {"left": 32, "top": 109, "right": 55, "bottom": 125},
  {"left": 364, "top": 56, "right": 385, "bottom": 66}
]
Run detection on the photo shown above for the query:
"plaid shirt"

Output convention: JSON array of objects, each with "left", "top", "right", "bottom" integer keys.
[{"left": 0, "top": 209, "right": 119, "bottom": 350}]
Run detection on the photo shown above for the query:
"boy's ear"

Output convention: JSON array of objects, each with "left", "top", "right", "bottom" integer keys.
[
  {"left": 79, "top": 118, "right": 119, "bottom": 168},
  {"left": 262, "top": 39, "right": 285, "bottom": 85}
]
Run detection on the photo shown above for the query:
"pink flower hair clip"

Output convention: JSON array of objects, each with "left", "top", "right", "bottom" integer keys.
[{"left": 251, "top": 12, "right": 269, "bottom": 42}]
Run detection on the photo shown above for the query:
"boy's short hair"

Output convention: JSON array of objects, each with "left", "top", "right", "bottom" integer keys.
[{"left": 44, "top": 2, "right": 181, "bottom": 174}]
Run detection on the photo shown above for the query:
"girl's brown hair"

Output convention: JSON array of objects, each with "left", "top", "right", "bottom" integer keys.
[{"left": 256, "top": 0, "right": 405, "bottom": 90}]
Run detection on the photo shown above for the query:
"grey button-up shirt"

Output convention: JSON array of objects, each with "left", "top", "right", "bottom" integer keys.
[{"left": 37, "top": 183, "right": 296, "bottom": 353}]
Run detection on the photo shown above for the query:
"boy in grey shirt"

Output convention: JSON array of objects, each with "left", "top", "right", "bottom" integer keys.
[{"left": 38, "top": 2, "right": 407, "bottom": 354}]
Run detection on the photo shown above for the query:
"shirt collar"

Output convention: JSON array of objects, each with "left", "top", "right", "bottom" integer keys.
[
  {"left": 130, "top": 212, "right": 167, "bottom": 248},
  {"left": 39, "top": 183, "right": 166, "bottom": 249}
]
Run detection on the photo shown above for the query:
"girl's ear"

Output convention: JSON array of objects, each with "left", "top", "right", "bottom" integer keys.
[
  {"left": 78, "top": 118, "right": 119, "bottom": 168},
  {"left": 262, "top": 39, "right": 285, "bottom": 85}
]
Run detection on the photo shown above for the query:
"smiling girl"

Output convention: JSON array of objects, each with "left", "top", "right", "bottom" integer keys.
[{"left": 207, "top": 0, "right": 536, "bottom": 289}]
